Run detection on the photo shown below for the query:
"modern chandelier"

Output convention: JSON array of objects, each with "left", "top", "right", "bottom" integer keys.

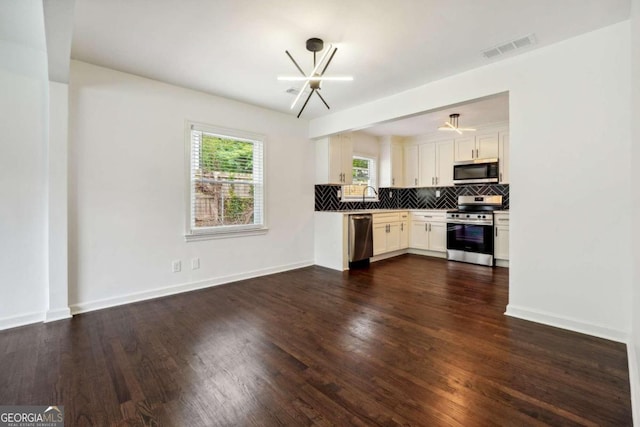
[{"left": 278, "top": 38, "right": 353, "bottom": 118}]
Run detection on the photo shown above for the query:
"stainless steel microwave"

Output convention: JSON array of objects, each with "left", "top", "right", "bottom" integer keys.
[{"left": 453, "top": 158, "right": 499, "bottom": 185}]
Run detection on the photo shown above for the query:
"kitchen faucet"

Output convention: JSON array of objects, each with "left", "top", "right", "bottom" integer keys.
[{"left": 362, "top": 185, "right": 378, "bottom": 203}]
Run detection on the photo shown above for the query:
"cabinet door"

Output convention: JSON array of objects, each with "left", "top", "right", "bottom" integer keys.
[
  {"left": 327, "top": 137, "right": 344, "bottom": 184},
  {"left": 340, "top": 134, "right": 353, "bottom": 185},
  {"left": 399, "top": 221, "right": 409, "bottom": 249},
  {"left": 476, "top": 132, "right": 499, "bottom": 159},
  {"left": 373, "top": 223, "right": 387, "bottom": 256},
  {"left": 435, "top": 140, "right": 454, "bottom": 187},
  {"left": 494, "top": 225, "right": 509, "bottom": 260},
  {"left": 404, "top": 145, "right": 419, "bottom": 187},
  {"left": 418, "top": 143, "right": 436, "bottom": 187},
  {"left": 499, "top": 132, "right": 509, "bottom": 184},
  {"left": 428, "top": 222, "right": 447, "bottom": 252},
  {"left": 391, "top": 144, "right": 403, "bottom": 187},
  {"left": 386, "top": 223, "right": 401, "bottom": 252},
  {"left": 454, "top": 137, "right": 476, "bottom": 161},
  {"left": 410, "top": 221, "right": 429, "bottom": 249}
]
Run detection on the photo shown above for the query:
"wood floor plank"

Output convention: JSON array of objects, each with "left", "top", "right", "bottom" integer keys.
[{"left": 0, "top": 255, "right": 632, "bottom": 426}]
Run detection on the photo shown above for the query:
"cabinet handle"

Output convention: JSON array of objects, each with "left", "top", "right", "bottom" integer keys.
[
  {"left": 425, "top": 223, "right": 428, "bottom": 232},
  {"left": 471, "top": 149, "right": 474, "bottom": 159},
  {"left": 500, "top": 172, "right": 503, "bottom": 182},
  {"left": 431, "top": 177, "right": 434, "bottom": 185},
  {"left": 429, "top": 223, "right": 431, "bottom": 232},
  {"left": 495, "top": 228, "right": 498, "bottom": 237},
  {"left": 392, "top": 178, "right": 395, "bottom": 185},
  {"left": 436, "top": 177, "right": 439, "bottom": 185},
  {"left": 401, "top": 223, "right": 404, "bottom": 231},
  {"left": 414, "top": 178, "right": 418, "bottom": 186}
]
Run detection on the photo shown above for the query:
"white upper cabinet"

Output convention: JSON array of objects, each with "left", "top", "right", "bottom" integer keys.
[
  {"left": 453, "top": 136, "right": 476, "bottom": 162},
  {"left": 404, "top": 145, "right": 419, "bottom": 187},
  {"left": 435, "top": 140, "right": 454, "bottom": 187},
  {"left": 476, "top": 132, "right": 499, "bottom": 159},
  {"left": 379, "top": 136, "right": 404, "bottom": 187},
  {"left": 419, "top": 139, "right": 453, "bottom": 187},
  {"left": 418, "top": 143, "right": 436, "bottom": 186},
  {"left": 499, "top": 132, "right": 510, "bottom": 184},
  {"left": 453, "top": 132, "right": 499, "bottom": 162},
  {"left": 316, "top": 133, "right": 353, "bottom": 185}
]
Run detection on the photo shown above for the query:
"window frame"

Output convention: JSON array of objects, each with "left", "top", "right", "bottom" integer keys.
[
  {"left": 341, "top": 153, "right": 379, "bottom": 202},
  {"left": 184, "top": 121, "right": 268, "bottom": 241}
]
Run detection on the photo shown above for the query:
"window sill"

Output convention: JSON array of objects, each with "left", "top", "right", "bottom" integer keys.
[{"left": 185, "top": 227, "right": 269, "bottom": 242}]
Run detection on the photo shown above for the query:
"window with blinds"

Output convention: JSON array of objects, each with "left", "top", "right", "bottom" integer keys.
[{"left": 188, "top": 123, "right": 265, "bottom": 237}]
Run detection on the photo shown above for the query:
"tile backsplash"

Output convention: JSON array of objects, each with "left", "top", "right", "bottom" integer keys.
[{"left": 315, "top": 184, "right": 509, "bottom": 211}]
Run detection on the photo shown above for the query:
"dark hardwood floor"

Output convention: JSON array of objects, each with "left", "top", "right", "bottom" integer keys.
[{"left": 0, "top": 255, "right": 632, "bottom": 426}]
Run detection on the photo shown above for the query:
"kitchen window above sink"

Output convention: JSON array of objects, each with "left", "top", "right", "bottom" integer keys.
[{"left": 342, "top": 155, "right": 378, "bottom": 201}]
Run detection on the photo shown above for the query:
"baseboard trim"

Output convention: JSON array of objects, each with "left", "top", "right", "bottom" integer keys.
[
  {"left": 44, "top": 307, "right": 72, "bottom": 323},
  {"left": 406, "top": 248, "right": 447, "bottom": 259},
  {"left": 505, "top": 304, "right": 629, "bottom": 343},
  {"left": 371, "top": 250, "right": 408, "bottom": 263},
  {"left": 70, "top": 260, "right": 314, "bottom": 315},
  {"left": 0, "top": 311, "right": 44, "bottom": 331},
  {"left": 495, "top": 259, "right": 509, "bottom": 268},
  {"left": 628, "top": 343, "right": 640, "bottom": 427}
]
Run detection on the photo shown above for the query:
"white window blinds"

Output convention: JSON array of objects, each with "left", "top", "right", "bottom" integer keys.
[{"left": 189, "top": 123, "right": 264, "bottom": 235}]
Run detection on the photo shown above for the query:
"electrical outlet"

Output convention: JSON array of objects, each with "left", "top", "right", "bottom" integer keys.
[
  {"left": 337, "top": 189, "right": 341, "bottom": 198},
  {"left": 191, "top": 258, "right": 200, "bottom": 270},
  {"left": 436, "top": 190, "right": 441, "bottom": 197},
  {"left": 172, "top": 260, "right": 181, "bottom": 273},
  {"left": 389, "top": 191, "right": 393, "bottom": 198}
]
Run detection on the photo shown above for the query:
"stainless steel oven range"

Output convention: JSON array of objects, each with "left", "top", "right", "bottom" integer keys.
[{"left": 446, "top": 195, "right": 503, "bottom": 267}]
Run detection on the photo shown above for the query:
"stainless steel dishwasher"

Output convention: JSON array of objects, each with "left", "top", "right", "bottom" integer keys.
[{"left": 348, "top": 214, "right": 373, "bottom": 263}]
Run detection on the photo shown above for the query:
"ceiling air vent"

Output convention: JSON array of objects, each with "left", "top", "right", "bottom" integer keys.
[
  {"left": 482, "top": 33, "right": 537, "bottom": 59},
  {"left": 285, "top": 87, "right": 300, "bottom": 95}
]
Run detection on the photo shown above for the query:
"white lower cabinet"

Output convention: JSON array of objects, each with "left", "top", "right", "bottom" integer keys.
[
  {"left": 372, "top": 212, "right": 408, "bottom": 256},
  {"left": 400, "top": 220, "right": 409, "bottom": 249},
  {"left": 494, "top": 212, "right": 510, "bottom": 261},
  {"left": 409, "top": 211, "right": 447, "bottom": 252}
]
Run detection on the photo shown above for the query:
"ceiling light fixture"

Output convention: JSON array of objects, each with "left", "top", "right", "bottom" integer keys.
[
  {"left": 277, "top": 76, "right": 353, "bottom": 82},
  {"left": 438, "top": 113, "right": 476, "bottom": 134},
  {"left": 280, "top": 38, "right": 353, "bottom": 118}
]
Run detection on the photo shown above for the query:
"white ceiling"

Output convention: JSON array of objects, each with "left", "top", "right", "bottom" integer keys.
[
  {"left": 71, "top": 0, "right": 630, "bottom": 120},
  {"left": 360, "top": 93, "right": 509, "bottom": 137},
  {"left": 0, "top": 1, "right": 46, "bottom": 51}
]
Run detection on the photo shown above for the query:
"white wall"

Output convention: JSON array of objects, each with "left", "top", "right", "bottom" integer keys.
[
  {"left": 310, "top": 22, "right": 633, "bottom": 341},
  {"left": 630, "top": 0, "right": 640, "bottom": 422},
  {"left": 68, "top": 61, "right": 315, "bottom": 311},
  {"left": 351, "top": 131, "right": 380, "bottom": 158},
  {"left": 0, "top": 37, "right": 49, "bottom": 327}
]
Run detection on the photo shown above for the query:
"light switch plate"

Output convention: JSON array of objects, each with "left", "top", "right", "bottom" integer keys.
[
  {"left": 436, "top": 190, "right": 441, "bottom": 197},
  {"left": 172, "top": 260, "right": 181, "bottom": 273}
]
